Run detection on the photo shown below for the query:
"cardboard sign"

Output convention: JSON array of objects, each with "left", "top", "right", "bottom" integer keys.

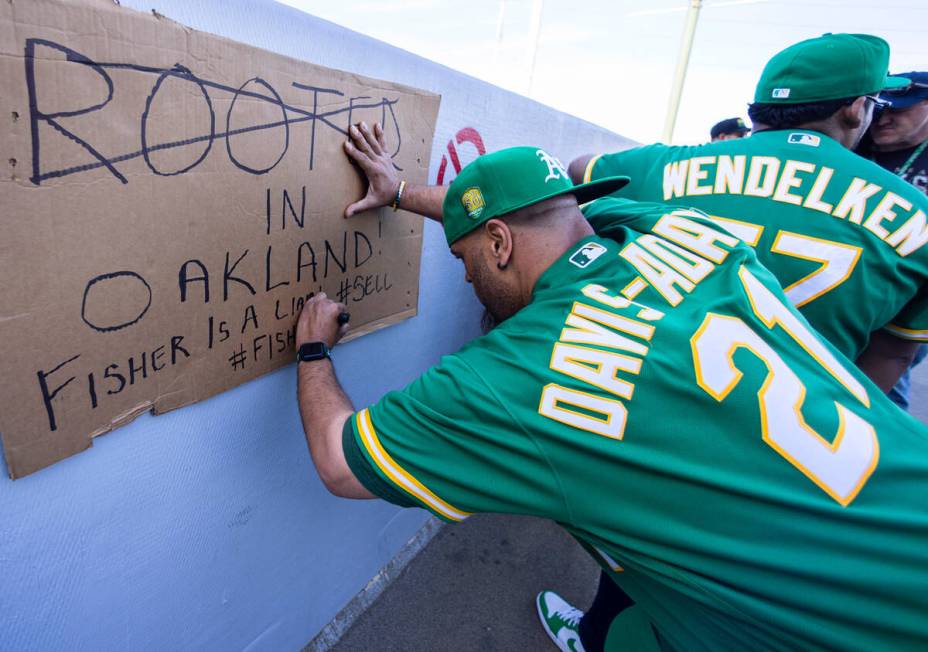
[{"left": 0, "top": 0, "right": 439, "bottom": 478}]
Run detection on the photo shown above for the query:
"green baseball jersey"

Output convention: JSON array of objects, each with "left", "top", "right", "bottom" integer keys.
[
  {"left": 342, "top": 198, "right": 928, "bottom": 650},
  {"left": 584, "top": 130, "right": 928, "bottom": 359}
]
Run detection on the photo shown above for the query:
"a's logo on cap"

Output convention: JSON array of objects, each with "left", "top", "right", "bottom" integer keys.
[
  {"left": 772, "top": 88, "right": 791, "bottom": 99},
  {"left": 787, "top": 132, "right": 820, "bottom": 147},
  {"left": 569, "top": 242, "right": 607, "bottom": 268},
  {"left": 536, "top": 149, "right": 570, "bottom": 183},
  {"left": 461, "top": 187, "right": 486, "bottom": 219}
]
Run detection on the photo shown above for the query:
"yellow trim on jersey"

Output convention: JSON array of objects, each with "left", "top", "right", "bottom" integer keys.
[
  {"left": 355, "top": 409, "right": 471, "bottom": 522},
  {"left": 583, "top": 154, "right": 603, "bottom": 184},
  {"left": 884, "top": 323, "right": 928, "bottom": 342},
  {"left": 620, "top": 277, "right": 648, "bottom": 300},
  {"left": 594, "top": 546, "right": 624, "bottom": 572}
]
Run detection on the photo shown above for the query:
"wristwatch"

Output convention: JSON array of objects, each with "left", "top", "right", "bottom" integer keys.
[{"left": 297, "top": 341, "right": 330, "bottom": 362}]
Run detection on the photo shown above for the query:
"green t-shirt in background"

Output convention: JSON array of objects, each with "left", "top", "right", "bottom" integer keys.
[
  {"left": 585, "top": 130, "right": 928, "bottom": 359},
  {"left": 342, "top": 199, "right": 928, "bottom": 650}
]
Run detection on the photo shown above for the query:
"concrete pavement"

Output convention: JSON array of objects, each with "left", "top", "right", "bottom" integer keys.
[{"left": 331, "top": 513, "right": 598, "bottom": 651}]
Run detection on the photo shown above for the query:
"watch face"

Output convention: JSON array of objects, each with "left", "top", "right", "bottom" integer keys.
[{"left": 298, "top": 342, "right": 329, "bottom": 361}]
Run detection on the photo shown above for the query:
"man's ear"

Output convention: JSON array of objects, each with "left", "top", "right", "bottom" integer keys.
[
  {"left": 484, "top": 219, "right": 514, "bottom": 269},
  {"left": 839, "top": 96, "right": 869, "bottom": 129}
]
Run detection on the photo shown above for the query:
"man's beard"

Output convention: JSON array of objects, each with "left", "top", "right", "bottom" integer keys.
[
  {"left": 470, "top": 256, "right": 521, "bottom": 332},
  {"left": 480, "top": 308, "right": 498, "bottom": 334}
]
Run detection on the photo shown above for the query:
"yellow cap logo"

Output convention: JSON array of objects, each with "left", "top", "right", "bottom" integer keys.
[{"left": 461, "top": 187, "right": 485, "bottom": 219}]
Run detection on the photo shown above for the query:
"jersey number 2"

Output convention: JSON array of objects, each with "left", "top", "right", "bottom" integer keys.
[{"left": 690, "top": 266, "right": 878, "bottom": 506}]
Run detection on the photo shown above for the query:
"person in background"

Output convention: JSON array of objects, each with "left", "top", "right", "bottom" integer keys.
[
  {"left": 869, "top": 71, "right": 928, "bottom": 192},
  {"left": 709, "top": 116, "right": 751, "bottom": 141},
  {"left": 861, "top": 71, "right": 928, "bottom": 410}
]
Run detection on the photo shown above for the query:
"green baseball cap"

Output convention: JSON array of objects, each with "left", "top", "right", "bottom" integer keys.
[
  {"left": 754, "top": 33, "right": 910, "bottom": 104},
  {"left": 441, "top": 146, "right": 629, "bottom": 245}
]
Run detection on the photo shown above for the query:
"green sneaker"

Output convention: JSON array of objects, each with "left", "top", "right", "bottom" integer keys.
[{"left": 536, "top": 590, "right": 587, "bottom": 652}]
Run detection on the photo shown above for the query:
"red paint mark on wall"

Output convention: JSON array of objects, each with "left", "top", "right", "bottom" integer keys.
[{"left": 436, "top": 127, "right": 486, "bottom": 185}]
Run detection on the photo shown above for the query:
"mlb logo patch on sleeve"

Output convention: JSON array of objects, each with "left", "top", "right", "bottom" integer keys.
[
  {"left": 569, "top": 242, "right": 607, "bottom": 268},
  {"left": 787, "top": 133, "right": 821, "bottom": 147}
]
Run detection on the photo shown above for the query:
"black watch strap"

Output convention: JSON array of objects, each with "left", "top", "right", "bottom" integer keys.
[{"left": 297, "top": 341, "right": 330, "bottom": 362}]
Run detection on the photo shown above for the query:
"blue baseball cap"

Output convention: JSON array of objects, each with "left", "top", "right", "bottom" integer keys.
[{"left": 879, "top": 71, "right": 928, "bottom": 110}]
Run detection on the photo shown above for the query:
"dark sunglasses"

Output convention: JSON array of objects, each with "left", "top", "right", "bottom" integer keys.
[{"left": 859, "top": 95, "right": 890, "bottom": 118}]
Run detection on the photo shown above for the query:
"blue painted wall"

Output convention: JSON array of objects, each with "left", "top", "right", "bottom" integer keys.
[{"left": 0, "top": 1, "right": 631, "bottom": 649}]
